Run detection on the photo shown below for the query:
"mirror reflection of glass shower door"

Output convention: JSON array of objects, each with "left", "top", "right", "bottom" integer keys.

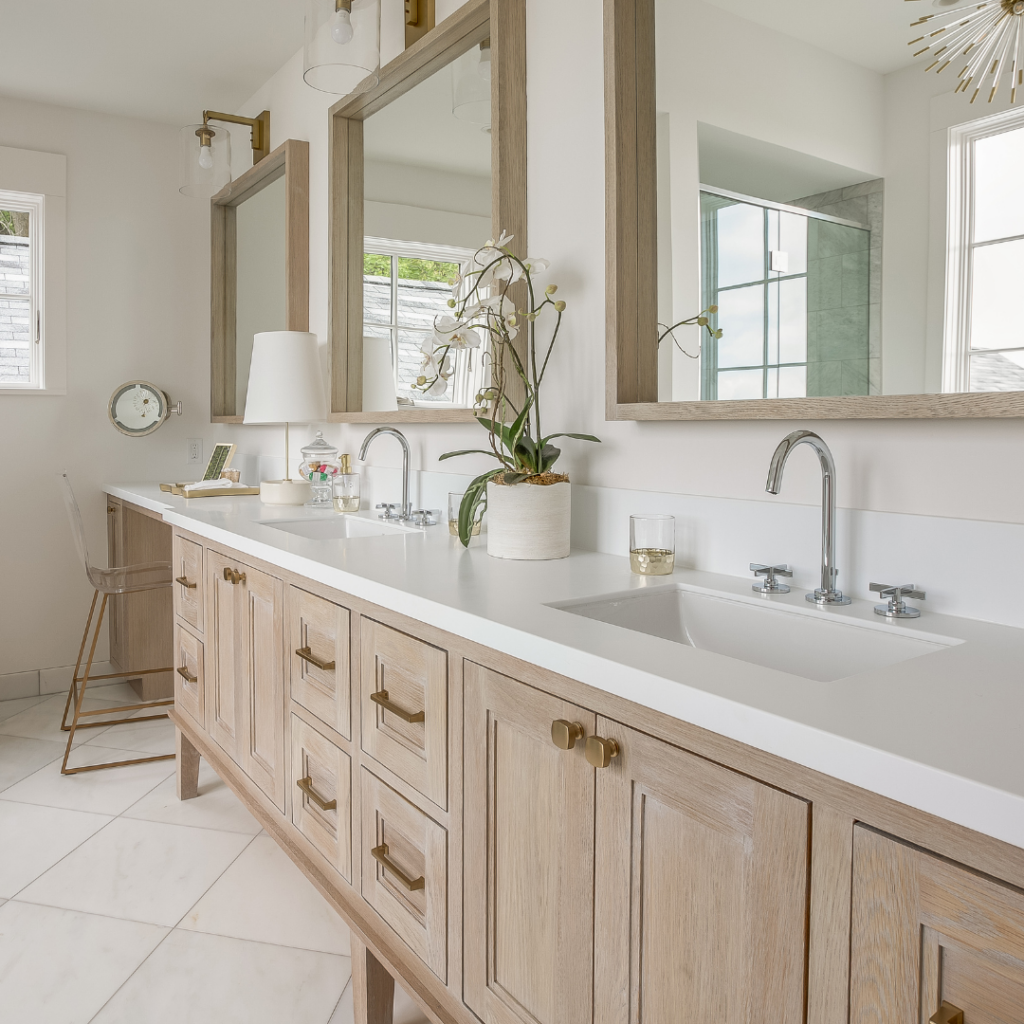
[{"left": 700, "top": 190, "right": 870, "bottom": 400}]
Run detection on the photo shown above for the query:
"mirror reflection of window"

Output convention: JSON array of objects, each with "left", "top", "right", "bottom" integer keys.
[
  {"left": 363, "top": 240, "right": 484, "bottom": 406},
  {"left": 361, "top": 44, "right": 491, "bottom": 410},
  {"left": 0, "top": 198, "right": 39, "bottom": 388}
]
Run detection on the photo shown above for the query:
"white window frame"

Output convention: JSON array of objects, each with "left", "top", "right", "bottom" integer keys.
[
  {"left": 363, "top": 235, "right": 486, "bottom": 408},
  {"left": 943, "top": 107, "right": 1024, "bottom": 393},
  {"left": 0, "top": 145, "right": 66, "bottom": 396}
]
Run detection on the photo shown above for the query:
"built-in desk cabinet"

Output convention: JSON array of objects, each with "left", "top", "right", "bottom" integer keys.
[{"left": 167, "top": 526, "right": 1024, "bottom": 1024}]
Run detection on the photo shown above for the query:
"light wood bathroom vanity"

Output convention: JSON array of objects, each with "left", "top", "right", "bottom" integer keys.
[{"left": 111, "top": 488, "right": 1024, "bottom": 1024}]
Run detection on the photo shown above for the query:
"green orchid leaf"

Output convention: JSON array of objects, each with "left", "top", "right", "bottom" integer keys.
[
  {"left": 538, "top": 432, "right": 602, "bottom": 446},
  {"left": 458, "top": 468, "right": 503, "bottom": 547},
  {"left": 538, "top": 444, "right": 561, "bottom": 473},
  {"left": 438, "top": 449, "right": 504, "bottom": 462},
  {"left": 501, "top": 472, "right": 530, "bottom": 485}
]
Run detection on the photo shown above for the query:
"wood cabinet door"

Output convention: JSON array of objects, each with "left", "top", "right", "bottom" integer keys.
[
  {"left": 594, "top": 718, "right": 810, "bottom": 1024},
  {"left": 206, "top": 549, "right": 246, "bottom": 762},
  {"left": 241, "top": 564, "right": 286, "bottom": 811},
  {"left": 851, "top": 825, "right": 1024, "bottom": 1024},
  {"left": 464, "top": 661, "right": 596, "bottom": 1024},
  {"left": 289, "top": 587, "right": 351, "bottom": 739}
]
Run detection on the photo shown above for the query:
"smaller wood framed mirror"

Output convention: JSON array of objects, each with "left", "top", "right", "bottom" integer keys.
[
  {"left": 327, "top": 0, "right": 526, "bottom": 422},
  {"left": 210, "top": 139, "right": 310, "bottom": 423}
]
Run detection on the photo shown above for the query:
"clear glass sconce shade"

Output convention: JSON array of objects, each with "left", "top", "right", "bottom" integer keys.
[
  {"left": 178, "top": 123, "right": 232, "bottom": 198},
  {"left": 303, "top": 0, "right": 380, "bottom": 96},
  {"left": 452, "top": 41, "right": 491, "bottom": 127}
]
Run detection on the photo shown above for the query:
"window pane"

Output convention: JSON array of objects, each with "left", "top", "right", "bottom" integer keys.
[
  {"left": 716, "top": 202, "right": 764, "bottom": 288},
  {"left": 396, "top": 329, "right": 452, "bottom": 402},
  {"left": 974, "top": 126, "right": 1024, "bottom": 243},
  {"left": 767, "top": 364, "right": 807, "bottom": 399},
  {"left": 969, "top": 238, "right": 1024, "bottom": 351},
  {"left": 778, "top": 212, "right": 807, "bottom": 277},
  {"left": 0, "top": 230, "right": 30, "bottom": 296},
  {"left": 363, "top": 252, "right": 392, "bottom": 325},
  {"left": 969, "top": 349, "right": 1024, "bottom": 391},
  {"left": 0, "top": 209, "right": 29, "bottom": 237},
  {"left": 0, "top": 296, "right": 31, "bottom": 384},
  {"left": 396, "top": 256, "right": 459, "bottom": 284},
  {"left": 396, "top": 275, "right": 450, "bottom": 333},
  {"left": 717, "top": 367, "right": 763, "bottom": 400},
  {"left": 768, "top": 277, "right": 807, "bottom": 365},
  {"left": 716, "top": 284, "right": 764, "bottom": 368}
]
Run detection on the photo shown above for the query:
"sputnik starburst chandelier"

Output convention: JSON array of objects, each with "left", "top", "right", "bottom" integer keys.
[{"left": 909, "top": 0, "right": 1024, "bottom": 103}]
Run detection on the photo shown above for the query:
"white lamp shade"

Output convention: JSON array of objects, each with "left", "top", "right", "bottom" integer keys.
[{"left": 243, "top": 331, "right": 327, "bottom": 424}]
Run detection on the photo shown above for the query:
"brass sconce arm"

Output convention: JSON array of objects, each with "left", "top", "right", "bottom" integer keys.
[{"left": 202, "top": 109, "right": 271, "bottom": 163}]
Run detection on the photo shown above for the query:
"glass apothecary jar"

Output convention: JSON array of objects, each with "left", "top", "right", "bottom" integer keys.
[{"left": 299, "top": 431, "right": 340, "bottom": 508}]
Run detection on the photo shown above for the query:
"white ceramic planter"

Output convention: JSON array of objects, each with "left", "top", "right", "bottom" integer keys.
[{"left": 486, "top": 480, "right": 571, "bottom": 560}]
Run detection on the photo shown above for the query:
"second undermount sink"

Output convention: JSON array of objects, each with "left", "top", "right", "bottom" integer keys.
[
  {"left": 259, "top": 515, "right": 416, "bottom": 541},
  {"left": 550, "top": 584, "right": 960, "bottom": 682}
]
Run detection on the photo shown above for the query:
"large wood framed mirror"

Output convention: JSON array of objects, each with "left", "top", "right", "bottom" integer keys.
[
  {"left": 328, "top": 0, "right": 525, "bottom": 422},
  {"left": 606, "top": 0, "right": 1024, "bottom": 420},
  {"left": 210, "top": 139, "right": 309, "bottom": 422}
]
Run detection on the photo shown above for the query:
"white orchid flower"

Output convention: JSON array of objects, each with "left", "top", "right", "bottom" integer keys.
[
  {"left": 448, "top": 328, "right": 481, "bottom": 350},
  {"left": 523, "top": 256, "right": 550, "bottom": 274},
  {"left": 434, "top": 314, "right": 462, "bottom": 334},
  {"left": 425, "top": 376, "right": 449, "bottom": 397},
  {"left": 495, "top": 230, "right": 514, "bottom": 248}
]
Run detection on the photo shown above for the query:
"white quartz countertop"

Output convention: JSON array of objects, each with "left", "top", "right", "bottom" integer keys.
[{"left": 110, "top": 483, "right": 1024, "bottom": 850}]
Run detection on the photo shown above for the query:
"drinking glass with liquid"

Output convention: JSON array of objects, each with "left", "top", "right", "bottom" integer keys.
[
  {"left": 629, "top": 514, "right": 675, "bottom": 575},
  {"left": 448, "top": 492, "right": 482, "bottom": 537}
]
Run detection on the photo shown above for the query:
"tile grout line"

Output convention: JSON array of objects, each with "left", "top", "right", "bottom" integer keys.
[{"left": 328, "top": 976, "right": 354, "bottom": 1024}]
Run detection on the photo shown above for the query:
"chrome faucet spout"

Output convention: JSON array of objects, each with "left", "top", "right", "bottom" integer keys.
[
  {"left": 764, "top": 429, "right": 850, "bottom": 606},
  {"left": 359, "top": 427, "right": 412, "bottom": 520}
]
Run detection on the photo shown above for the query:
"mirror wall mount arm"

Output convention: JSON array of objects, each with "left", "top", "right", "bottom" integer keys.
[
  {"left": 602, "top": 0, "right": 1024, "bottom": 420},
  {"left": 326, "top": 0, "right": 527, "bottom": 423},
  {"left": 209, "top": 139, "right": 310, "bottom": 423},
  {"left": 203, "top": 109, "right": 271, "bottom": 164}
]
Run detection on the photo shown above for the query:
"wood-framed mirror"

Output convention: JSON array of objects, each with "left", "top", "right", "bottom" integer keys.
[
  {"left": 605, "top": 0, "right": 1024, "bottom": 420},
  {"left": 210, "top": 139, "right": 309, "bottom": 423},
  {"left": 327, "top": 0, "right": 525, "bottom": 422}
]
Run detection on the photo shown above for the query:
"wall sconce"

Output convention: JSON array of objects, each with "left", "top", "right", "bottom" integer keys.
[
  {"left": 178, "top": 109, "right": 271, "bottom": 199},
  {"left": 404, "top": 0, "right": 435, "bottom": 49},
  {"left": 303, "top": 0, "right": 381, "bottom": 96},
  {"left": 452, "top": 39, "right": 491, "bottom": 128}
]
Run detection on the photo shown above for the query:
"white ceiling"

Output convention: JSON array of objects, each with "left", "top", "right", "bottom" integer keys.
[
  {"left": 0, "top": 0, "right": 306, "bottom": 125},
  {"left": 701, "top": 0, "right": 958, "bottom": 76}
]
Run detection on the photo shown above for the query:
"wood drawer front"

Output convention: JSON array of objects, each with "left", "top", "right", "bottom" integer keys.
[
  {"left": 851, "top": 825, "right": 1024, "bottom": 1024},
  {"left": 290, "top": 713, "right": 352, "bottom": 883},
  {"left": 360, "top": 767, "right": 448, "bottom": 983},
  {"left": 289, "top": 587, "right": 351, "bottom": 739},
  {"left": 173, "top": 624, "right": 204, "bottom": 729},
  {"left": 172, "top": 534, "right": 204, "bottom": 632},
  {"left": 360, "top": 619, "right": 448, "bottom": 810}
]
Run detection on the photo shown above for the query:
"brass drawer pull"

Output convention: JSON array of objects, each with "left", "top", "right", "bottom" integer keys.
[
  {"left": 930, "top": 1004, "right": 964, "bottom": 1024},
  {"left": 296, "top": 776, "right": 337, "bottom": 811},
  {"left": 371, "top": 689, "right": 424, "bottom": 723},
  {"left": 295, "top": 646, "right": 335, "bottom": 671},
  {"left": 175, "top": 575, "right": 197, "bottom": 590},
  {"left": 586, "top": 735, "right": 621, "bottom": 769},
  {"left": 176, "top": 666, "right": 197, "bottom": 683},
  {"left": 551, "top": 719, "right": 585, "bottom": 750},
  {"left": 223, "top": 567, "right": 246, "bottom": 585},
  {"left": 371, "top": 843, "right": 425, "bottom": 891}
]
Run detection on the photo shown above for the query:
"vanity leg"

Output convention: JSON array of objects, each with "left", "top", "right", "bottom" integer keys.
[
  {"left": 350, "top": 933, "right": 395, "bottom": 1024},
  {"left": 176, "top": 728, "right": 200, "bottom": 801}
]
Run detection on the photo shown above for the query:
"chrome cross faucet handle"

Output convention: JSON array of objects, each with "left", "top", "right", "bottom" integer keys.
[
  {"left": 376, "top": 503, "right": 400, "bottom": 520},
  {"left": 870, "top": 583, "right": 926, "bottom": 619},
  {"left": 750, "top": 563, "right": 793, "bottom": 594},
  {"left": 409, "top": 508, "right": 442, "bottom": 527}
]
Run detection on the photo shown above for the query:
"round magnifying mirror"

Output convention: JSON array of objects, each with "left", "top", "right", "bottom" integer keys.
[{"left": 108, "top": 381, "right": 170, "bottom": 436}]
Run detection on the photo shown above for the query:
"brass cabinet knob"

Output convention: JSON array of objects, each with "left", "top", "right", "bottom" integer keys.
[
  {"left": 586, "top": 735, "right": 621, "bottom": 769},
  {"left": 551, "top": 719, "right": 585, "bottom": 750},
  {"left": 223, "top": 567, "right": 246, "bottom": 585},
  {"left": 930, "top": 1004, "right": 964, "bottom": 1024}
]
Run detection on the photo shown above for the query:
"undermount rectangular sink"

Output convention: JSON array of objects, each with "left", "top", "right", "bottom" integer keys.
[
  {"left": 551, "top": 584, "right": 959, "bottom": 682},
  {"left": 259, "top": 515, "right": 415, "bottom": 541}
]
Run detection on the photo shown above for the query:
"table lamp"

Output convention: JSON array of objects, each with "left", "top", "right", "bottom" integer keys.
[{"left": 244, "top": 331, "right": 327, "bottom": 504}]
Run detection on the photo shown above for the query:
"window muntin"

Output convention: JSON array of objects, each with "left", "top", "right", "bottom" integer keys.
[
  {"left": 0, "top": 191, "right": 43, "bottom": 389},
  {"left": 363, "top": 237, "right": 485, "bottom": 407}
]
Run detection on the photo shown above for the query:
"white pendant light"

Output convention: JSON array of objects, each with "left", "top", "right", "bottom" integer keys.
[
  {"left": 452, "top": 39, "right": 491, "bottom": 128},
  {"left": 303, "top": 0, "right": 381, "bottom": 96}
]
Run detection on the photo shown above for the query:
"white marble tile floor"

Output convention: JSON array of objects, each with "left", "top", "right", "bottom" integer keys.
[{"left": 0, "top": 686, "right": 429, "bottom": 1023}]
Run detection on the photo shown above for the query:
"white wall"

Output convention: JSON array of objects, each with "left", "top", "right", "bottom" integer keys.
[{"left": 0, "top": 95, "right": 215, "bottom": 682}]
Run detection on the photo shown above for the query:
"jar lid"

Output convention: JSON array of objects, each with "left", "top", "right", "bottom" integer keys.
[{"left": 299, "top": 430, "right": 339, "bottom": 459}]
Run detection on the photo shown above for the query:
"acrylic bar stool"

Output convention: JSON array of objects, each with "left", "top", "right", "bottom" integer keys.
[{"left": 58, "top": 472, "right": 176, "bottom": 774}]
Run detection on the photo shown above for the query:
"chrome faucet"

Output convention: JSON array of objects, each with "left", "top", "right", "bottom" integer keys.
[
  {"left": 359, "top": 427, "right": 412, "bottom": 521},
  {"left": 765, "top": 430, "right": 851, "bottom": 606}
]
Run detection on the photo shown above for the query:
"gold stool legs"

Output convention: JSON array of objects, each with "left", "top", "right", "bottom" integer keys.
[{"left": 61, "top": 589, "right": 176, "bottom": 775}]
